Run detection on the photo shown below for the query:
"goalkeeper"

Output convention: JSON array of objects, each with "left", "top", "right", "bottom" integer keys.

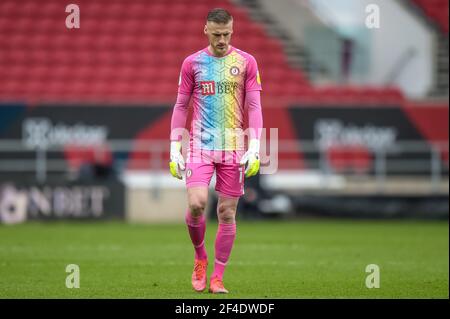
[{"left": 169, "top": 8, "right": 263, "bottom": 294}]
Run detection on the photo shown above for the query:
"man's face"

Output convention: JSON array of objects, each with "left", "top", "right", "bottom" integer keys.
[{"left": 204, "top": 20, "right": 233, "bottom": 57}]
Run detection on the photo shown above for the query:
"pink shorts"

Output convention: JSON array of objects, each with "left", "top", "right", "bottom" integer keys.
[{"left": 185, "top": 149, "right": 245, "bottom": 198}]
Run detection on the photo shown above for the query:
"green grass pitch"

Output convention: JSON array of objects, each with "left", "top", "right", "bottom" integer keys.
[{"left": 0, "top": 219, "right": 448, "bottom": 298}]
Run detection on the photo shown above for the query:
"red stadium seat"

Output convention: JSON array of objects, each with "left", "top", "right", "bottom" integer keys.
[
  {"left": 0, "top": 0, "right": 406, "bottom": 104},
  {"left": 413, "top": 0, "right": 448, "bottom": 33}
]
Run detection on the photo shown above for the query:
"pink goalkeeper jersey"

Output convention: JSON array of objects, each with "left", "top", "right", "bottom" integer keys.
[{"left": 178, "top": 46, "right": 262, "bottom": 151}]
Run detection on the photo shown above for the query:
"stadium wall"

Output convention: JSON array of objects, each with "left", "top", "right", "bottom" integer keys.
[
  {"left": 0, "top": 102, "right": 447, "bottom": 172},
  {"left": 0, "top": 102, "right": 448, "bottom": 223}
]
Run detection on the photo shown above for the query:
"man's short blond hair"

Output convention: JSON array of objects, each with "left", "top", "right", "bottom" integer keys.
[{"left": 207, "top": 8, "right": 233, "bottom": 24}]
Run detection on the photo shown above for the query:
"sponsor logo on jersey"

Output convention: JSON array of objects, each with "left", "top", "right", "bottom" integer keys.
[
  {"left": 200, "top": 81, "right": 215, "bottom": 95},
  {"left": 256, "top": 71, "right": 261, "bottom": 85},
  {"left": 217, "top": 81, "right": 239, "bottom": 95},
  {"left": 200, "top": 81, "right": 238, "bottom": 95}
]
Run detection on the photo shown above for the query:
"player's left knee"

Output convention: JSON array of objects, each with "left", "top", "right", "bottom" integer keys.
[{"left": 217, "top": 204, "right": 236, "bottom": 224}]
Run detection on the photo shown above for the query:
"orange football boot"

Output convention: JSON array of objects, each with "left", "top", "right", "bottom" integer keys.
[
  {"left": 191, "top": 259, "right": 208, "bottom": 292},
  {"left": 209, "top": 277, "right": 229, "bottom": 294}
]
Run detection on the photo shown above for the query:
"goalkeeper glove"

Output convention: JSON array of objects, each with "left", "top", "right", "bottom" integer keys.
[
  {"left": 169, "top": 141, "right": 185, "bottom": 179},
  {"left": 240, "top": 139, "right": 260, "bottom": 177}
]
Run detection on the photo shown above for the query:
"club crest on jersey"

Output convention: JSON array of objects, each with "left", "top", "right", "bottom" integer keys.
[
  {"left": 230, "top": 66, "right": 240, "bottom": 76},
  {"left": 200, "top": 81, "right": 215, "bottom": 95}
]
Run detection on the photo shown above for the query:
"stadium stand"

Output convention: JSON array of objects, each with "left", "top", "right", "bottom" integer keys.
[
  {"left": 0, "top": 0, "right": 404, "bottom": 105},
  {"left": 409, "top": 0, "right": 449, "bottom": 98},
  {"left": 0, "top": 0, "right": 447, "bottom": 222}
]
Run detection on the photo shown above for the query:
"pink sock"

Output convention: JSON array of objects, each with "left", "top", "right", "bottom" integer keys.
[
  {"left": 185, "top": 211, "right": 208, "bottom": 261},
  {"left": 212, "top": 223, "right": 236, "bottom": 281}
]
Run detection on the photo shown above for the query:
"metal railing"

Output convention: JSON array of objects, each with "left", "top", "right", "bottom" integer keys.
[{"left": 0, "top": 139, "right": 448, "bottom": 193}]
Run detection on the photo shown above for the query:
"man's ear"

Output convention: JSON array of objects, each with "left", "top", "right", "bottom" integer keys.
[{"left": 204, "top": 25, "right": 208, "bottom": 35}]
